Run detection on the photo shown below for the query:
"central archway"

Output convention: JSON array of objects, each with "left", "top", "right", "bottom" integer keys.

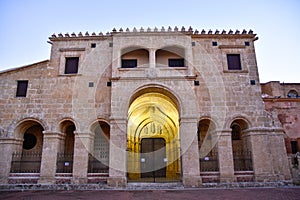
[{"left": 127, "top": 92, "right": 181, "bottom": 182}]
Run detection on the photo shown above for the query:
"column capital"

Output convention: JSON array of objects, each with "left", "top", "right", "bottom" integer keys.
[
  {"left": 109, "top": 117, "right": 127, "bottom": 123},
  {"left": 73, "top": 132, "right": 93, "bottom": 139},
  {"left": 180, "top": 116, "right": 198, "bottom": 123},
  {"left": 42, "top": 131, "right": 65, "bottom": 139},
  {"left": 214, "top": 129, "right": 232, "bottom": 136},
  {"left": 0, "top": 138, "right": 23, "bottom": 145}
]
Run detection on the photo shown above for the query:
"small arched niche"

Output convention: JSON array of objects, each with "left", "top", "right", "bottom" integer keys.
[
  {"left": 156, "top": 46, "right": 185, "bottom": 67},
  {"left": 121, "top": 48, "right": 149, "bottom": 68}
]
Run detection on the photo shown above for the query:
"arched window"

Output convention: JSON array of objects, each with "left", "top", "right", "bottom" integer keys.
[
  {"left": 287, "top": 90, "right": 298, "bottom": 98},
  {"left": 231, "top": 124, "right": 241, "bottom": 140}
]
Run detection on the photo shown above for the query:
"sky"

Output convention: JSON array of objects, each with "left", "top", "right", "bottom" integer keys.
[{"left": 0, "top": 0, "right": 299, "bottom": 83}]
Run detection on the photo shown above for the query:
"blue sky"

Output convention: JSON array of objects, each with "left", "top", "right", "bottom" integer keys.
[{"left": 0, "top": 0, "right": 299, "bottom": 82}]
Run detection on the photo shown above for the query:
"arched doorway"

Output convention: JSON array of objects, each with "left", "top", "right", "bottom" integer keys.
[
  {"left": 10, "top": 120, "right": 44, "bottom": 174},
  {"left": 88, "top": 121, "right": 110, "bottom": 174},
  {"left": 198, "top": 119, "right": 219, "bottom": 172},
  {"left": 56, "top": 120, "right": 75, "bottom": 174},
  {"left": 230, "top": 119, "right": 253, "bottom": 172},
  {"left": 127, "top": 92, "right": 181, "bottom": 182}
]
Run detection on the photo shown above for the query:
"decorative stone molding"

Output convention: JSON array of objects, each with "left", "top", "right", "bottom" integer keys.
[{"left": 49, "top": 27, "right": 256, "bottom": 41}]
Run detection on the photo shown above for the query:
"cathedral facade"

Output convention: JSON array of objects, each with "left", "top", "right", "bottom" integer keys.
[{"left": 0, "top": 27, "right": 291, "bottom": 187}]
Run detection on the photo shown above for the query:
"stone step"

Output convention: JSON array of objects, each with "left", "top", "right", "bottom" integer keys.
[
  {"left": 126, "top": 182, "right": 184, "bottom": 190},
  {"left": 0, "top": 181, "right": 295, "bottom": 191}
]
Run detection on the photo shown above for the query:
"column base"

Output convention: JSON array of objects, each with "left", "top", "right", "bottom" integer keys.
[
  {"left": 220, "top": 176, "right": 237, "bottom": 183},
  {"left": 72, "top": 177, "right": 88, "bottom": 184},
  {"left": 182, "top": 175, "right": 202, "bottom": 187},
  {"left": 0, "top": 176, "right": 8, "bottom": 184},
  {"left": 254, "top": 174, "right": 278, "bottom": 182},
  {"left": 38, "top": 176, "right": 56, "bottom": 184},
  {"left": 107, "top": 176, "right": 127, "bottom": 187}
]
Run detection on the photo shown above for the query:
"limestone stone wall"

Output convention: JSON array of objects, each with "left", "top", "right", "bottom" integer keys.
[{"left": 0, "top": 28, "right": 293, "bottom": 186}]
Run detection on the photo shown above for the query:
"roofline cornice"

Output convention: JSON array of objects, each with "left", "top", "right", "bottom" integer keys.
[{"left": 49, "top": 27, "right": 257, "bottom": 41}]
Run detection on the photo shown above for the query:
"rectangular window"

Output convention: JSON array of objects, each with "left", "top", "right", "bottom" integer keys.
[
  {"left": 291, "top": 141, "right": 298, "bottom": 154},
  {"left": 121, "top": 59, "right": 137, "bottom": 68},
  {"left": 65, "top": 57, "right": 79, "bottom": 74},
  {"left": 168, "top": 59, "right": 184, "bottom": 67},
  {"left": 227, "top": 54, "right": 242, "bottom": 70},
  {"left": 16, "top": 80, "right": 28, "bottom": 97}
]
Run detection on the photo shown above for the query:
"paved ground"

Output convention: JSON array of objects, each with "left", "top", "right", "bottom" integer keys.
[{"left": 1, "top": 187, "right": 300, "bottom": 200}]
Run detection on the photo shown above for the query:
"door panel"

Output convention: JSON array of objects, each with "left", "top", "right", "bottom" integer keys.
[{"left": 141, "top": 138, "right": 166, "bottom": 179}]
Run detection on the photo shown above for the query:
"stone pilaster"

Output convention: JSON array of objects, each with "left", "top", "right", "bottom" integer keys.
[
  {"left": 72, "top": 132, "right": 93, "bottom": 184},
  {"left": 0, "top": 138, "right": 22, "bottom": 184},
  {"left": 268, "top": 130, "right": 292, "bottom": 180},
  {"left": 245, "top": 128, "right": 275, "bottom": 182},
  {"left": 39, "top": 132, "right": 64, "bottom": 184},
  {"left": 149, "top": 48, "right": 156, "bottom": 68},
  {"left": 107, "top": 119, "right": 127, "bottom": 187},
  {"left": 217, "top": 130, "right": 236, "bottom": 182},
  {"left": 180, "top": 117, "right": 202, "bottom": 187}
]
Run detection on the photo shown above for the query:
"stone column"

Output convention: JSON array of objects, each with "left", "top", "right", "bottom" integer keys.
[
  {"left": 39, "top": 132, "right": 64, "bottom": 184},
  {"left": 0, "top": 138, "right": 22, "bottom": 184},
  {"left": 245, "top": 128, "right": 275, "bottom": 181},
  {"left": 268, "top": 131, "right": 291, "bottom": 180},
  {"left": 217, "top": 130, "right": 236, "bottom": 182},
  {"left": 107, "top": 119, "right": 127, "bottom": 187},
  {"left": 149, "top": 48, "right": 156, "bottom": 68},
  {"left": 180, "top": 117, "right": 202, "bottom": 187},
  {"left": 72, "top": 132, "right": 92, "bottom": 184}
]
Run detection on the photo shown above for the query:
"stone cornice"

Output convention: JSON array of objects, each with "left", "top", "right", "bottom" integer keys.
[
  {"left": 48, "top": 27, "right": 257, "bottom": 41},
  {"left": 263, "top": 98, "right": 300, "bottom": 102},
  {"left": 110, "top": 75, "right": 197, "bottom": 81}
]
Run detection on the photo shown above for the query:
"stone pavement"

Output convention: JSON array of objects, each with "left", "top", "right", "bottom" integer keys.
[{"left": 1, "top": 187, "right": 300, "bottom": 200}]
